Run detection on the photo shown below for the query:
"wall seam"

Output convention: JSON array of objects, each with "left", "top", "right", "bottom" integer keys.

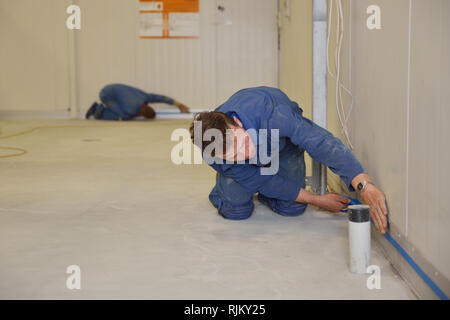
[
  {"left": 405, "top": 0, "right": 412, "bottom": 237},
  {"left": 348, "top": 0, "right": 352, "bottom": 91},
  {"left": 67, "top": 0, "right": 79, "bottom": 119}
]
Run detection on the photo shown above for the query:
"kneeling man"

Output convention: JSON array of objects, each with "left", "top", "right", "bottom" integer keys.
[
  {"left": 86, "top": 83, "right": 189, "bottom": 120},
  {"left": 189, "top": 87, "right": 388, "bottom": 234}
]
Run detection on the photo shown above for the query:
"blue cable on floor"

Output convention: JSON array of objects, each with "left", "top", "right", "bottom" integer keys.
[
  {"left": 342, "top": 195, "right": 448, "bottom": 300},
  {"left": 383, "top": 231, "right": 448, "bottom": 300}
]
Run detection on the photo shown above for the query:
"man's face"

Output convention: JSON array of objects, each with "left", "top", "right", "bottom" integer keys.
[{"left": 219, "top": 123, "right": 256, "bottom": 162}]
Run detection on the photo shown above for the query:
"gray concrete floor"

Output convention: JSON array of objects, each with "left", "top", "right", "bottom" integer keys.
[{"left": 0, "top": 119, "right": 416, "bottom": 299}]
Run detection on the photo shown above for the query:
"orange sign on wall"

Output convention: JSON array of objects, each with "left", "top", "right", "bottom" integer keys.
[{"left": 139, "top": 0, "right": 200, "bottom": 39}]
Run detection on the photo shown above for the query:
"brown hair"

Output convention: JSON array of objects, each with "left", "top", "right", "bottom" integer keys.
[
  {"left": 141, "top": 104, "right": 156, "bottom": 119},
  {"left": 189, "top": 111, "right": 238, "bottom": 157}
]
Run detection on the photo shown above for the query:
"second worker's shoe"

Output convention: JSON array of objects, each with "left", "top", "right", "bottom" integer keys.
[{"left": 85, "top": 102, "right": 98, "bottom": 119}]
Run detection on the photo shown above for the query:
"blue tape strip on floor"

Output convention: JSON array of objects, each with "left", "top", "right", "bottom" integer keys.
[
  {"left": 374, "top": 219, "right": 449, "bottom": 300},
  {"left": 345, "top": 196, "right": 448, "bottom": 299}
]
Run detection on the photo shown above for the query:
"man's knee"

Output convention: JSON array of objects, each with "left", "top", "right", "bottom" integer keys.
[
  {"left": 209, "top": 175, "right": 254, "bottom": 220},
  {"left": 217, "top": 199, "right": 254, "bottom": 220},
  {"left": 258, "top": 194, "right": 306, "bottom": 217},
  {"left": 275, "top": 202, "right": 307, "bottom": 217}
]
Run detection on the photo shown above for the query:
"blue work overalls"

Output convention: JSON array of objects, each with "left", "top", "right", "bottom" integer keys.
[
  {"left": 207, "top": 87, "right": 366, "bottom": 220},
  {"left": 92, "top": 84, "right": 175, "bottom": 120}
]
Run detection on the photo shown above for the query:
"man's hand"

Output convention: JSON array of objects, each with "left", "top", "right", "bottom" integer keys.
[
  {"left": 312, "top": 193, "right": 351, "bottom": 213},
  {"left": 360, "top": 184, "right": 388, "bottom": 234},
  {"left": 351, "top": 173, "right": 389, "bottom": 234},
  {"left": 178, "top": 104, "right": 190, "bottom": 113},
  {"left": 296, "top": 189, "right": 350, "bottom": 213},
  {"left": 174, "top": 101, "right": 190, "bottom": 113}
]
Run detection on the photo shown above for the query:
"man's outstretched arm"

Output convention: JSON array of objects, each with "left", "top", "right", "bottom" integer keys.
[
  {"left": 294, "top": 177, "right": 388, "bottom": 234},
  {"left": 273, "top": 105, "right": 388, "bottom": 234},
  {"left": 215, "top": 164, "right": 354, "bottom": 218},
  {"left": 146, "top": 94, "right": 190, "bottom": 113}
]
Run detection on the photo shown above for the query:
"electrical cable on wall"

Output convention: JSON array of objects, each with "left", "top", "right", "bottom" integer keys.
[{"left": 327, "top": 0, "right": 354, "bottom": 149}]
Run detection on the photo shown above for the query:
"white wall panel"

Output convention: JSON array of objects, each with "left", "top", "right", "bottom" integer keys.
[
  {"left": 76, "top": 0, "right": 217, "bottom": 110},
  {"left": 77, "top": 0, "right": 278, "bottom": 112},
  {"left": 136, "top": 0, "right": 217, "bottom": 110},
  {"left": 216, "top": 0, "right": 279, "bottom": 105},
  {"left": 279, "top": 0, "right": 313, "bottom": 177},
  {"left": 348, "top": 0, "right": 450, "bottom": 295},
  {"left": 76, "top": 0, "right": 140, "bottom": 112},
  {"left": 350, "top": 0, "right": 410, "bottom": 235},
  {"left": 408, "top": 0, "right": 450, "bottom": 282},
  {"left": 1, "top": 0, "right": 278, "bottom": 113},
  {"left": 0, "top": 0, "right": 71, "bottom": 111}
]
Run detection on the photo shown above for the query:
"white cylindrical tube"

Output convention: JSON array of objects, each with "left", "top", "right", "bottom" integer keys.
[{"left": 348, "top": 204, "right": 371, "bottom": 274}]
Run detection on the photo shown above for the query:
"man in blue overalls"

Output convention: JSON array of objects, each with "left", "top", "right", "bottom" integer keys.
[
  {"left": 189, "top": 87, "right": 388, "bottom": 234},
  {"left": 86, "top": 84, "right": 190, "bottom": 120}
]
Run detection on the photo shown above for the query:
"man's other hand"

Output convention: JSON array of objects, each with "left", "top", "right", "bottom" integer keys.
[
  {"left": 178, "top": 103, "right": 190, "bottom": 113},
  {"left": 313, "top": 193, "right": 351, "bottom": 213}
]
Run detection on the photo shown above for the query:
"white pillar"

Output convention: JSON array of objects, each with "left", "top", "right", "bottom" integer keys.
[{"left": 312, "top": 0, "right": 328, "bottom": 194}]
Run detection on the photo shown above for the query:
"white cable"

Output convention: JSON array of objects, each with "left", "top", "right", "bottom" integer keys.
[
  {"left": 330, "top": 0, "right": 347, "bottom": 145},
  {"left": 335, "top": 0, "right": 349, "bottom": 146},
  {"left": 337, "top": 0, "right": 353, "bottom": 126},
  {"left": 338, "top": 0, "right": 353, "bottom": 149},
  {"left": 337, "top": 1, "right": 354, "bottom": 129},
  {"left": 327, "top": 0, "right": 354, "bottom": 149},
  {"left": 338, "top": 0, "right": 345, "bottom": 122},
  {"left": 327, "top": 0, "right": 352, "bottom": 98},
  {"left": 337, "top": 0, "right": 347, "bottom": 129}
]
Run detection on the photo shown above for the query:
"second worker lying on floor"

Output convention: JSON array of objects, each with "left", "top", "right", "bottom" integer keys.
[
  {"left": 189, "top": 86, "right": 389, "bottom": 234},
  {"left": 86, "top": 83, "right": 190, "bottom": 120}
]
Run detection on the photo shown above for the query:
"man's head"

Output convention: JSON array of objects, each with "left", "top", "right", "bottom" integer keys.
[
  {"left": 140, "top": 103, "right": 156, "bottom": 119},
  {"left": 189, "top": 111, "right": 256, "bottom": 162}
]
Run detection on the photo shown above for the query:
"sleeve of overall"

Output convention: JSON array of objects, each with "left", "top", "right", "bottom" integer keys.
[
  {"left": 220, "top": 164, "right": 302, "bottom": 202},
  {"left": 146, "top": 94, "right": 175, "bottom": 105},
  {"left": 272, "top": 105, "right": 366, "bottom": 191}
]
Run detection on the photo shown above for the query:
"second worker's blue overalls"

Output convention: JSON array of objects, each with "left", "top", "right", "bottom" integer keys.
[{"left": 91, "top": 84, "right": 175, "bottom": 120}]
